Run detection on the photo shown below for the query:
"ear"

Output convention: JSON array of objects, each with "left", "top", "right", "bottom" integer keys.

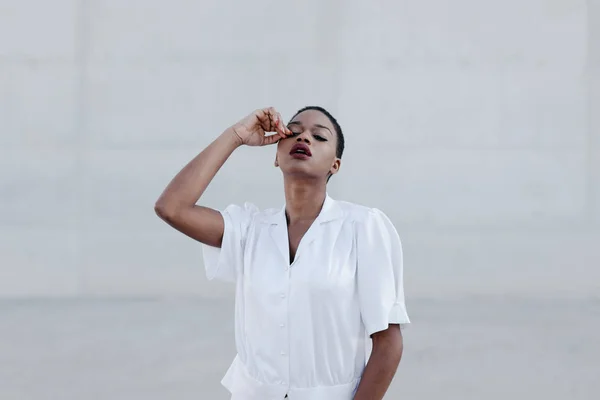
[
  {"left": 329, "top": 158, "right": 341, "bottom": 176},
  {"left": 274, "top": 157, "right": 279, "bottom": 167}
]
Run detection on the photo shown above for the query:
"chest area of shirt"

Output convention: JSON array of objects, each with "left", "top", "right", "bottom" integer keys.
[
  {"left": 287, "top": 220, "right": 312, "bottom": 264},
  {"left": 242, "top": 219, "right": 357, "bottom": 289}
]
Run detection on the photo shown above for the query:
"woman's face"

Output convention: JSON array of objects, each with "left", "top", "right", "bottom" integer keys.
[{"left": 276, "top": 109, "right": 341, "bottom": 181}]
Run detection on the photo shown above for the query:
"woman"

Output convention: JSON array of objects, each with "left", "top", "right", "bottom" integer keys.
[{"left": 155, "top": 106, "right": 410, "bottom": 400}]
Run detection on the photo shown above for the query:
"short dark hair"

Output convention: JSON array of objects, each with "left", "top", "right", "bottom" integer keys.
[{"left": 290, "top": 106, "right": 345, "bottom": 159}]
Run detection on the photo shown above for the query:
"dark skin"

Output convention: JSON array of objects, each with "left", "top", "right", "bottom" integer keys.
[
  {"left": 353, "top": 324, "right": 404, "bottom": 400},
  {"left": 155, "top": 107, "right": 403, "bottom": 399},
  {"left": 275, "top": 109, "right": 340, "bottom": 262}
]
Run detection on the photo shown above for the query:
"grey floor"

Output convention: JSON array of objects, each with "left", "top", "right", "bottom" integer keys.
[{"left": 1, "top": 296, "right": 599, "bottom": 400}]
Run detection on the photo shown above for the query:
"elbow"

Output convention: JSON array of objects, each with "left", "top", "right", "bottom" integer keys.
[{"left": 154, "top": 199, "right": 179, "bottom": 222}]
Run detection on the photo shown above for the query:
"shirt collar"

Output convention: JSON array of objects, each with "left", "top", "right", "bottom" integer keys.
[
  {"left": 267, "top": 193, "right": 343, "bottom": 225},
  {"left": 267, "top": 193, "right": 344, "bottom": 265}
]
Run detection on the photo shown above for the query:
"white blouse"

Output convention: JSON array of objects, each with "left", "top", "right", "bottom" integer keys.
[{"left": 201, "top": 195, "right": 410, "bottom": 400}]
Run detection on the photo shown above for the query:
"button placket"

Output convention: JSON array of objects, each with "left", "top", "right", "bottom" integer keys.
[{"left": 279, "top": 262, "right": 291, "bottom": 392}]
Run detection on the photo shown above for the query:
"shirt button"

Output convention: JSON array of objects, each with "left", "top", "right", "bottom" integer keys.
[
  {"left": 279, "top": 323, "right": 285, "bottom": 328},
  {"left": 280, "top": 293, "right": 286, "bottom": 298},
  {"left": 280, "top": 351, "right": 286, "bottom": 356}
]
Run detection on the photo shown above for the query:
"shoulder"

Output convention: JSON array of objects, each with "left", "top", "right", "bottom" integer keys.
[
  {"left": 335, "top": 199, "right": 393, "bottom": 226},
  {"left": 222, "top": 202, "right": 283, "bottom": 225},
  {"left": 334, "top": 199, "right": 401, "bottom": 244},
  {"left": 223, "top": 202, "right": 259, "bottom": 216},
  {"left": 252, "top": 205, "right": 282, "bottom": 223},
  {"left": 334, "top": 201, "right": 403, "bottom": 261}
]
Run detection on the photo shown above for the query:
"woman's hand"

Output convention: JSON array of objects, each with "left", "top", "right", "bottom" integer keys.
[{"left": 231, "top": 107, "right": 292, "bottom": 147}]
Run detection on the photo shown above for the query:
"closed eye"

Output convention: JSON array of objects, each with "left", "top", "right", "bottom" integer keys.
[
  {"left": 286, "top": 124, "right": 328, "bottom": 142},
  {"left": 287, "top": 126, "right": 302, "bottom": 136}
]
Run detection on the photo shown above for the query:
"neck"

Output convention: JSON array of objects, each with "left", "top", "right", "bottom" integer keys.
[{"left": 283, "top": 178, "right": 327, "bottom": 223}]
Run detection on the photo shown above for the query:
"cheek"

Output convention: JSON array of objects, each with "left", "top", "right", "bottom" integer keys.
[
  {"left": 277, "top": 137, "right": 293, "bottom": 149},
  {"left": 276, "top": 143, "right": 292, "bottom": 164},
  {"left": 276, "top": 140, "right": 285, "bottom": 152},
  {"left": 319, "top": 143, "right": 337, "bottom": 159},
  {"left": 277, "top": 137, "right": 297, "bottom": 155},
  {"left": 314, "top": 149, "right": 337, "bottom": 167}
]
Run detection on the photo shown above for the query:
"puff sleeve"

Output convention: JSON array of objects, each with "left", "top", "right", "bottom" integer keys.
[
  {"left": 201, "top": 203, "right": 258, "bottom": 283},
  {"left": 356, "top": 208, "right": 410, "bottom": 336}
]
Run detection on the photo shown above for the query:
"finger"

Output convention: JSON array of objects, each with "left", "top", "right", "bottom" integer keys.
[
  {"left": 276, "top": 112, "right": 288, "bottom": 136},
  {"left": 267, "top": 107, "right": 278, "bottom": 132},
  {"left": 280, "top": 115, "right": 292, "bottom": 136},
  {"left": 257, "top": 107, "right": 274, "bottom": 131},
  {"left": 272, "top": 113, "right": 281, "bottom": 134},
  {"left": 271, "top": 112, "right": 284, "bottom": 137},
  {"left": 262, "top": 133, "right": 280, "bottom": 146}
]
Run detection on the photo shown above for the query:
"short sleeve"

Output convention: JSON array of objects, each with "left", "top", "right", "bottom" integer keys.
[
  {"left": 201, "top": 202, "right": 258, "bottom": 283},
  {"left": 356, "top": 208, "right": 410, "bottom": 336}
]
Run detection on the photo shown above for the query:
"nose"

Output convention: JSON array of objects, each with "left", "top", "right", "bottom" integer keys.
[{"left": 295, "top": 130, "right": 311, "bottom": 144}]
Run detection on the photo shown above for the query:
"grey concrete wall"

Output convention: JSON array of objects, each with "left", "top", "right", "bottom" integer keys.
[
  {"left": 1, "top": 0, "right": 598, "bottom": 298},
  {"left": 591, "top": 0, "right": 600, "bottom": 227}
]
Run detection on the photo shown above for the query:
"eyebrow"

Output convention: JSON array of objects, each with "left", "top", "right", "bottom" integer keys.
[{"left": 288, "top": 121, "right": 333, "bottom": 136}]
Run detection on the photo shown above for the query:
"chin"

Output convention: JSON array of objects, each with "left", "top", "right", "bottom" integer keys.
[{"left": 280, "top": 164, "right": 323, "bottom": 180}]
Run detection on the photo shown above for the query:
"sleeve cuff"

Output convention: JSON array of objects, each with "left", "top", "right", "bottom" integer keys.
[
  {"left": 389, "top": 301, "right": 411, "bottom": 330},
  {"left": 365, "top": 302, "right": 411, "bottom": 336}
]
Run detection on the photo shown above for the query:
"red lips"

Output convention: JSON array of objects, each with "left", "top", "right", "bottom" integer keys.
[{"left": 289, "top": 143, "right": 312, "bottom": 157}]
